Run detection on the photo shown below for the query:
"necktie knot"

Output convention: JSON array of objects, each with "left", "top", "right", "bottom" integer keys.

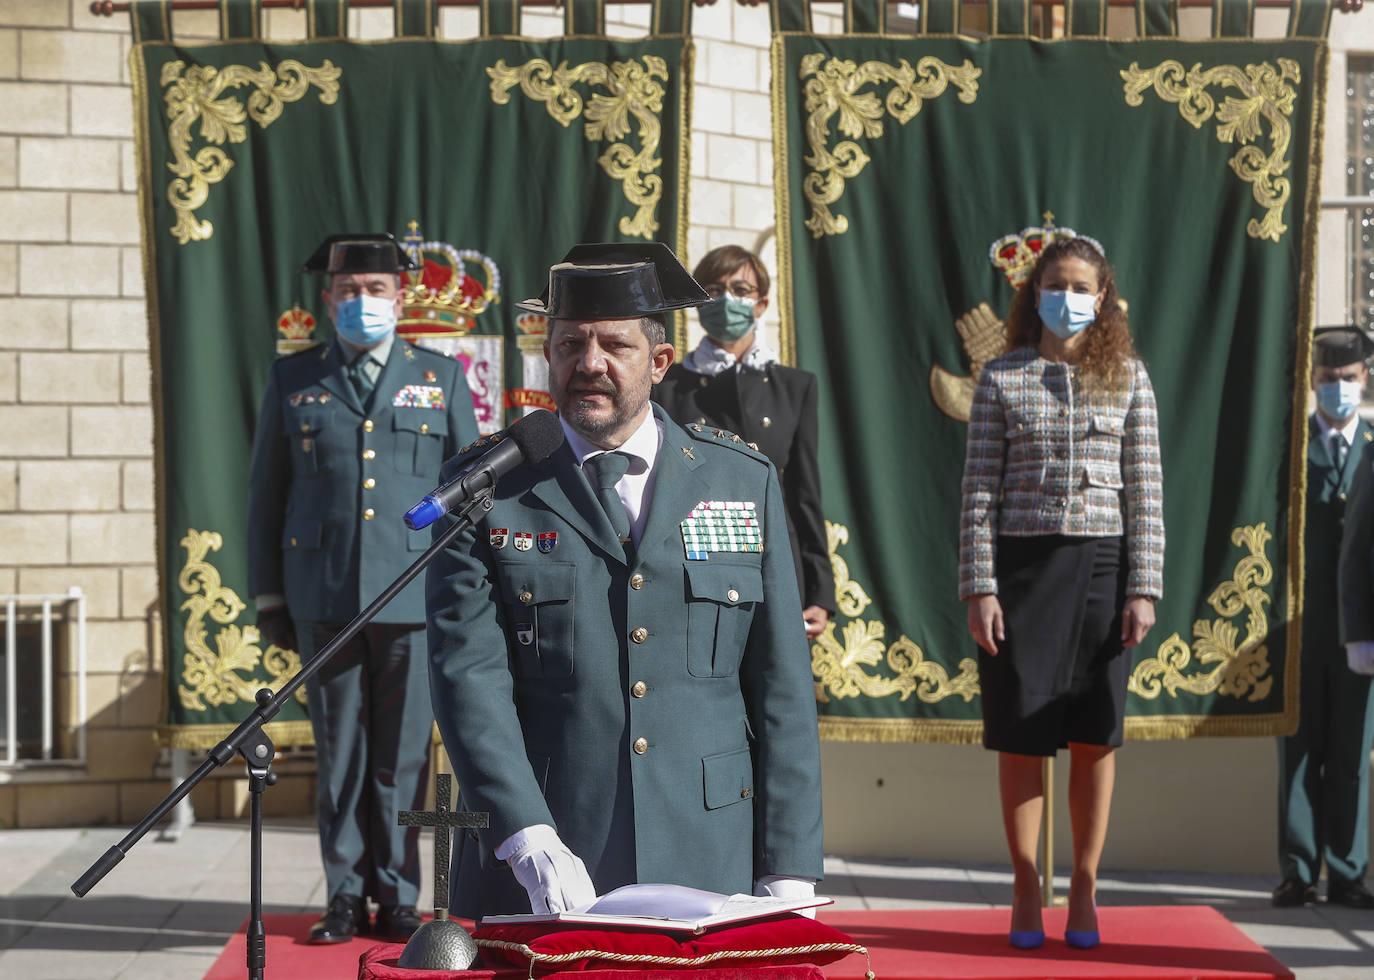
[{"left": 588, "top": 451, "right": 632, "bottom": 489}]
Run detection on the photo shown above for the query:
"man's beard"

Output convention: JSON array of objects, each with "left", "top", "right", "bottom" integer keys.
[{"left": 559, "top": 373, "right": 648, "bottom": 442}]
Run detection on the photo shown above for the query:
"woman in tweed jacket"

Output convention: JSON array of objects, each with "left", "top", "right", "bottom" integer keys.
[{"left": 959, "top": 237, "right": 1164, "bottom": 950}]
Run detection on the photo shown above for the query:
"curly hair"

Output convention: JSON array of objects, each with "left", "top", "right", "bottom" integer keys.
[{"left": 1005, "top": 237, "right": 1138, "bottom": 395}]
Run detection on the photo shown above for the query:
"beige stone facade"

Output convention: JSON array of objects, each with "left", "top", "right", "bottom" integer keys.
[{"left": 0, "top": 0, "right": 1369, "bottom": 875}]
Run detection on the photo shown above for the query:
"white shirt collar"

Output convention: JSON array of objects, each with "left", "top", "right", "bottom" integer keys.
[
  {"left": 1314, "top": 410, "right": 1360, "bottom": 447},
  {"left": 559, "top": 407, "right": 662, "bottom": 474},
  {"left": 681, "top": 337, "right": 779, "bottom": 376}
]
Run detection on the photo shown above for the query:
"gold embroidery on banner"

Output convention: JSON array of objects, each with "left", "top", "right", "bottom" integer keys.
[
  {"left": 812, "top": 522, "right": 980, "bottom": 704},
  {"left": 1128, "top": 524, "right": 1275, "bottom": 702},
  {"left": 176, "top": 529, "right": 307, "bottom": 711},
  {"left": 1121, "top": 58, "right": 1299, "bottom": 243},
  {"left": 799, "top": 53, "right": 980, "bottom": 238},
  {"left": 162, "top": 58, "right": 342, "bottom": 245},
  {"left": 488, "top": 56, "right": 668, "bottom": 239},
  {"left": 930, "top": 302, "right": 1008, "bottom": 422}
]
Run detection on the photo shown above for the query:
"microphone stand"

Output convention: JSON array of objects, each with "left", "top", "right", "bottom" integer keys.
[{"left": 70, "top": 486, "right": 495, "bottom": 980}]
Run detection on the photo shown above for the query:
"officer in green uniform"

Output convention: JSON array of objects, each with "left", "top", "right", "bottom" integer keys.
[
  {"left": 1275, "top": 325, "right": 1374, "bottom": 908},
  {"left": 247, "top": 234, "right": 480, "bottom": 941},
  {"left": 425, "top": 243, "right": 823, "bottom": 917}
]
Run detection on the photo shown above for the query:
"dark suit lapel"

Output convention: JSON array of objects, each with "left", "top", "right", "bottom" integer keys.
[
  {"left": 639, "top": 409, "right": 712, "bottom": 556},
  {"left": 316, "top": 342, "right": 363, "bottom": 415},
  {"left": 1340, "top": 417, "right": 1374, "bottom": 492},
  {"left": 527, "top": 444, "right": 627, "bottom": 564},
  {"left": 1309, "top": 415, "right": 1334, "bottom": 471}
]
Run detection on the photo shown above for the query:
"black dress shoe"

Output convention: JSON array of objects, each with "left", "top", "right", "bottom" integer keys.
[
  {"left": 1327, "top": 877, "right": 1374, "bottom": 909},
  {"left": 309, "top": 894, "right": 367, "bottom": 944},
  {"left": 1271, "top": 878, "right": 1317, "bottom": 907},
  {"left": 374, "top": 904, "right": 424, "bottom": 942}
]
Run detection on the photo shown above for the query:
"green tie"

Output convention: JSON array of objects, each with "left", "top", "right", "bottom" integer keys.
[
  {"left": 347, "top": 353, "right": 376, "bottom": 408},
  {"left": 586, "top": 452, "right": 633, "bottom": 545}
]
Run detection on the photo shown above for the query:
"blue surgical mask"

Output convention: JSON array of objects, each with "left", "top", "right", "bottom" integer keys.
[
  {"left": 333, "top": 294, "right": 397, "bottom": 347},
  {"left": 1038, "top": 289, "right": 1099, "bottom": 339},
  {"left": 698, "top": 294, "right": 757, "bottom": 343},
  {"left": 1318, "top": 379, "right": 1363, "bottom": 421}
]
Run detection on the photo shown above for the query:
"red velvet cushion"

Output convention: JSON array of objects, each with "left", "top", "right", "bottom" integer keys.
[{"left": 473, "top": 914, "right": 867, "bottom": 973}]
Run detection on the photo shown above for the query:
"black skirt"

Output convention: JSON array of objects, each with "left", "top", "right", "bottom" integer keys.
[{"left": 979, "top": 534, "right": 1129, "bottom": 756}]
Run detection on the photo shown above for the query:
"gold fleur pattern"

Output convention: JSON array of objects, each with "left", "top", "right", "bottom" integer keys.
[
  {"left": 488, "top": 56, "right": 669, "bottom": 239},
  {"left": 812, "top": 521, "right": 980, "bottom": 704},
  {"left": 162, "top": 58, "right": 342, "bottom": 245},
  {"left": 1121, "top": 58, "right": 1299, "bottom": 243},
  {"left": 176, "top": 529, "right": 307, "bottom": 711},
  {"left": 799, "top": 53, "right": 980, "bottom": 238},
  {"left": 1128, "top": 524, "right": 1275, "bottom": 702}
]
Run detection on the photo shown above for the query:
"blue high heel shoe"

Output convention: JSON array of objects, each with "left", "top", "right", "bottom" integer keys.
[
  {"left": 1009, "top": 929, "right": 1045, "bottom": 949},
  {"left": 1064, "top": 929, "right": 1100, "bottom": 949}
]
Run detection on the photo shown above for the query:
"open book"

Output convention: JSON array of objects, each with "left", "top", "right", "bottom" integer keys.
[{"left": 479, "top": 882, "right": 832, "bottom": 934}]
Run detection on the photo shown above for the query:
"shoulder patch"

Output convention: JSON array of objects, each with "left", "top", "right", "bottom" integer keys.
[{"left": 683, "top": 422, "right": 770, "bottom": 462}]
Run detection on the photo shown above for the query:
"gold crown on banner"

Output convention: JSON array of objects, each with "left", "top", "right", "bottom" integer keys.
[
  {"left": 398, "top": 220, "right": 502, "bottom": 339},
  {"left": 515, "top": 312, "right": 548, "bottom": 337},
  {"left": 988, "top": 211, "right": 1104, "bottom": 289},
  {"left": 276, "top": 305, "right": 318, "bottom": 355}
]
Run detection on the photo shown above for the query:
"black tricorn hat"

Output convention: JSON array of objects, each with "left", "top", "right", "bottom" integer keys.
[
  {"left": 1313, "top": 325, "right": 1374, "bottom": 368},
  {"left": 514, "top": 242, "right": 710, "bottom": 318},
  {"left": 300, "top": 233, "right": 418, "bottom": 275}
]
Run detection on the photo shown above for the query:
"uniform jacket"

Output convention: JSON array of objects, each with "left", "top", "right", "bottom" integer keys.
[
  {"left": 426, "top": 403, "right": 824, "bottom": 917},
  {"left": 653, "top": 361, "right": 834, "bottom": 613},
  {"left": 247, "top": 339, "right": 479, "bottom": 623},
  {"left": 959, "top": 346, "right": 1165, "bottom": 600},
  {"left": 1337, "top": 419, "right": 1374, "bottom": 645}
]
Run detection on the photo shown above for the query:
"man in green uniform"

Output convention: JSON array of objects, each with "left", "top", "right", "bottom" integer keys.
[
  {"left": 1275, "top": 325, "right": 1374, "bottom": 908},
  {"left": 248, "top": 234, "right": 480, "bottom": 941},
  {"left": 426, "top": 243, "right": 823, "bottom": 917}
]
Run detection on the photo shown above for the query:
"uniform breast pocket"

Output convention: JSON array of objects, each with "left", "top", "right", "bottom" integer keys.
[
  {"left": 287, "top": 407, "right": 332, "bottom": 475},
  {"left": 684, "top": 562, "right": 763, "bottom": 677},
  {"left": 393, "top": 408, "right": 450, "bottom": 477},
  {"left": 497, "top": 561, "right": 576, "bottom": 678}
]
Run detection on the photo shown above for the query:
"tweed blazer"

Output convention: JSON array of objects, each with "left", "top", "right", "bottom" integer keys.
[{"left": 959, "top": 346, "right": 1164, "bottom": 600}]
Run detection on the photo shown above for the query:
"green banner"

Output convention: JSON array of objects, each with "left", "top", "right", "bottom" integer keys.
[
  {"left": 133, "top": 34, "right": 692, "bottom": 747},
  {"left": 774, "top": 35, "right": 1324, "bottom": 742}
]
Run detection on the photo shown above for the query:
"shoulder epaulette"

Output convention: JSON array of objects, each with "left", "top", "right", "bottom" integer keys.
[
  {"left": 453, "top": 429, "right": 507, "bottom": 459},
  {"left": 683, "top": 422, "right": 768, "bottom": 461}
]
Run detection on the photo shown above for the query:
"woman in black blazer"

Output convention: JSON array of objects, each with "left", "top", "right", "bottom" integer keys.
[{"left": 653, "top": 245, "right": 834, "bottom": 638}]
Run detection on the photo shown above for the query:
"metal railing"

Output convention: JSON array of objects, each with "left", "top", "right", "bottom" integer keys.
[{"left": 1, "top": 588, "right": 87, "bottom": 768}]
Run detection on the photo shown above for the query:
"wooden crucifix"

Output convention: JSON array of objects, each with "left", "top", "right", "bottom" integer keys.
[{"left": 398, "top": 773, "right": 489, "bottom": 919}]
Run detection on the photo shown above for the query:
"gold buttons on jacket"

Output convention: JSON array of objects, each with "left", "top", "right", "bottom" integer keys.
[
  {"left": 727, "top": 589, "right": 740, "bottom": 603},
  {"left": 290, "top": 537, "right": 297, "bottom": 547},
  {"left": 362, "top": 449, "right": 376, "bottom": 460},
  {"left": 632, "top": 681, "right": 647, "bottom": 698},
  {"left": 300, "top": 423, "right": 310, "bottom": 432},
  {"left": 364, "top": 508, "right": 376, "bottom": 520},
  {"left": 363, "top": 478, "right": 376, "bottom": 490},
  {"left": 364, "top": 419, "right": 374, "bottom": 432},
  {"left": 761, "top": 416, "right": 772, "bottom": 428},
  {"left": 420, "top": 423, "right": 429, "bottom": 434},
  {"left": 519, "top": 590, "right": 533, "bottom": 604},
  {"left": 631, "top": 626, "right": 648, "bottom": 643},
  {"left": 630, "top": 573, "right": 645, "bottom": 590},
  {"left": 633, "top": 737, "right": 648, "bottom": 754}
]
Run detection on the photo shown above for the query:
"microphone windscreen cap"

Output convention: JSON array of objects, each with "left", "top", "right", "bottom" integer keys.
[{"left": 506, "top": 409, "right": 565, "bottom": 464}]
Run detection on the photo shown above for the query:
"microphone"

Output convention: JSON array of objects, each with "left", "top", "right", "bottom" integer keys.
[{"left": 404, "top": 409, "right": 565, "bottom": 530}]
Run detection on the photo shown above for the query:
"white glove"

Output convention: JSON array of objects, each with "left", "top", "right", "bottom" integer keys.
[
  {"left": 1346, "top": 641, "right": 1374, "bottom": 676},
  {"left": 754, "top": 875, "right": 818, "bottom": 918},
  {"left": 497, "top": 824, "right": 597, "bottom": 913}
]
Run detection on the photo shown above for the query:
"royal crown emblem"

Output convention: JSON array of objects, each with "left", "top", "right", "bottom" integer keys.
[
  {"left": 275, "top": 305, "right": 318, "bottom": 356},
  {"left": 398, "top": 221, "right": 502, "bottom": 339},
  {"left": 989, "top": 211, "right": 1104, "bottom": 289}
]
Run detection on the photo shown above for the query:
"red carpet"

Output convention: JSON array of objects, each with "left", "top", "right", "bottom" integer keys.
[{"left": 204, "top": 907, "right": 1291, "bottom": 980}]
